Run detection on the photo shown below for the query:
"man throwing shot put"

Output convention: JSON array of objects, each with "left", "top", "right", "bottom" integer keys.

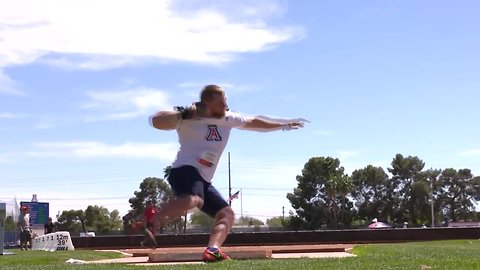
[{"left": 150, "top": 84, "right": 306, "bottom": 262}]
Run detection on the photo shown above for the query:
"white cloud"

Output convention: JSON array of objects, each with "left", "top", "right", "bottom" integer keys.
[
  {"left": 27, "top": 141, "right": 178, "bottom": 160},
  {"left": 0, "top": 0, "right": 303, "bottom": 69},
  {"left": 38, "top": 55, "right": 147, "bottom": 71},
  {"left": 459, "top": 149, "right": 480, "bottom": 157},
  {"left": 0, "top": 71, "right": 25, "bottom": 96},
  {"left": 0, "top": 112, "right": 26, "bottom": 119},
  {"left": 83, "top": 89, "right": 170, "bottom": 121},
  {"left": 170, "top": 0, "right": 288, "bottom": 22}
]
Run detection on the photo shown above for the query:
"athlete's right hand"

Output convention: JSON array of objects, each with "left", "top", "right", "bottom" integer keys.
[{"left": 176, "top": 102, "right": 207, "bottom": 119}]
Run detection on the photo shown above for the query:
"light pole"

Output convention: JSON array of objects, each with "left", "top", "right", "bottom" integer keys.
[{"left": 430, "top": 179, "right": 434, "bottom": 228}]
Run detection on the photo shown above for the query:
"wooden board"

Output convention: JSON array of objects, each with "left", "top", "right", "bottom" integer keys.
[{"left": 149, "top": 249, "right": 272, "bottom": 262}]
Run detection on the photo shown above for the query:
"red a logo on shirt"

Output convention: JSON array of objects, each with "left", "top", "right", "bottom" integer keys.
[{"left": 206, "top": 125, "right": 222, "bottom": 141}]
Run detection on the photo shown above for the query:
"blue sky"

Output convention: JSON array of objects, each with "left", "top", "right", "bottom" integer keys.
[{"left": 1, "top": 0, "right": 479, "bottom": 221}]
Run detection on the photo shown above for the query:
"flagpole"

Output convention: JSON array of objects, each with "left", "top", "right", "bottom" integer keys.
[
  {"left": 228, "top": 152, "right": 232, "bottom": 206},
  {"left": 240, "top": 188, "right": 243, "bottom": 217}
]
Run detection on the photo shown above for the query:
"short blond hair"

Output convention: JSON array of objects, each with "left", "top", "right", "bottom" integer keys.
[{"left": 200, "top": 85, "right": 224, "bottom": 103}]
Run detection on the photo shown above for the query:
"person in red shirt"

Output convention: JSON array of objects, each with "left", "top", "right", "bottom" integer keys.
[{"left": 141, "top": 203, "right": 158, "bottom": 247}]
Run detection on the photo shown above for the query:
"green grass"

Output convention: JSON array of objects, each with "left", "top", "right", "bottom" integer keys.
[
  {"left": 1, "top": 240, "right": 480, "bottom": 269},
  {"left": 0, "top": 249, "right": 123, "bottom": 270}
]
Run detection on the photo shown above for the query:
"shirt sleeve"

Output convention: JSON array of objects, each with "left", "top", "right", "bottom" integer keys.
[{"left": 226, "top": 112, "right": 247, "bottom": 128}]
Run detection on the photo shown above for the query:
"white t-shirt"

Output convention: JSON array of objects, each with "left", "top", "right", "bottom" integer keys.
[
  {"left": 171, "top": 111, "right": 247, "bottom": 182},
  {"left": 18, "top": 213, "right": 30, "bottom": 230}
]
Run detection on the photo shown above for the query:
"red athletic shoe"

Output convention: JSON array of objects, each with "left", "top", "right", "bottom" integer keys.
[{"left": 203, "top": 248, "right": 231, "bottom": 262}]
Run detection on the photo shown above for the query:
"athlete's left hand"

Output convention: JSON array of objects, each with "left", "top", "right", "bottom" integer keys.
[{"left": 282, "top": 121, "right": 305, "bottom": 131}]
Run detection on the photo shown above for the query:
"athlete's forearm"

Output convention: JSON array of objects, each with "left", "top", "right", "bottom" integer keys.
[
  {"left": 150, "top": 111, "right": 181, "bottom": 130},
  {"left": 240, "top": 116, "right": 306, "bottom": 132},
  {"left": 150, "top": 103, "right": 207, "bottom": 130},
  {"left": 243, "top": 117, "right": 287, "bottom": 130}
]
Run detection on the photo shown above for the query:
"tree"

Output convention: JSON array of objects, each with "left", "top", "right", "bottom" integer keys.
[
  {"left": 189, "top": 211, "right": 214, "bottom": 229},
  {"left": 471, "top": 176, "right": 480, "bottom": 202},
  {"left": 351, "top": 165, "right": 391, "bottom": 223},
  {"left": 440, "top": 168, "right": 479, "bottom": 222},
  {"left": 287, "top": 210, "right": 309, "bottom": 230},
  {"left": 127, "top": 177, "right": 173, "bottom": 212},
  {"left": 163, "top": 165, "right": 171, "bottom": 179},
  {"left": 266, "top": 216, "right": 292, "bottom": 228},
  {"left": 56, "top": 207, "right": 121, "bottom": 235},
  {"left": 409, "top": 179, "right": 430, "bottom": 225},
  {"left": 84, "top": 205, "right": 122, "bottom": 234},
  {"left": 123, "top": 176, "right": 182, "bottom": 233},
  {"left": 287, "top": 157, "right": 351, "bottom": 229},
  {"left": 388, "top": 154, "right": 425, "bottom": 225},
  {"left": 56, "top": 210, "right": 86, "bottom": 234},
  {"left": 335, "top": 174, "right": 354, "bottom": 228},
  {"left": 125, "top": 177, "right": 173, "bottom": 220},
  {"left": 110, "top": 209, "right": 122, "bottom": 227},
  {"left": 4, "top": 216, "right": 16, "bottom": 231},
  {"left": 283, "top": 153, "right": 480, "bottom": 228},
  {"left": 415, "top": 168, "right": 442, "bottom": 225},
  {"left": 236, "top": 216, "right": 264, "bottom": 227}
]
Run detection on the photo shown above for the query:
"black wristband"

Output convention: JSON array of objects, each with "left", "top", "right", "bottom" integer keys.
[
  {"left": 174, "top": 106, "right": 192, "bottom": 120},
  {"left": 181, "top": 109, "right": 190, "bottom": 120}
]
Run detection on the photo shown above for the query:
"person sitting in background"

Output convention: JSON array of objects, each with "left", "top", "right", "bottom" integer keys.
[{"left": 44, "top": 217, "right": 56, "bottom": 234}]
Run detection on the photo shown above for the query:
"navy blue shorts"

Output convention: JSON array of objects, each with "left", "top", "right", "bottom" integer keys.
[{"left": 168, "top": 165, "right": 229, "bottom": 218}]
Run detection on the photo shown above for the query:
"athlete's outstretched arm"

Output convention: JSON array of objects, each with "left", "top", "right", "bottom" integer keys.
[{"left": 241, "top": 116, "right": 306, "bottom": 132}]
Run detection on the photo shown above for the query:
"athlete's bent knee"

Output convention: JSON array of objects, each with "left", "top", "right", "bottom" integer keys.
[
  {"left": 216, "top": 207, "right": 234, "bottom": 224},
  {"left": 178, "top": 194, "right": 204, "bottom": 209}
]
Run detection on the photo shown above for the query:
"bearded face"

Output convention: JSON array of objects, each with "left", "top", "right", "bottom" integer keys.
[{"left": 206, "top": 93, "right": 228, "bottom": 118}]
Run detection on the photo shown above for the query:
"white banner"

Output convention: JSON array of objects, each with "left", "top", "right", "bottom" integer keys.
[{"left": 32, "top": 231, "right": 75, "bottom": 252}]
